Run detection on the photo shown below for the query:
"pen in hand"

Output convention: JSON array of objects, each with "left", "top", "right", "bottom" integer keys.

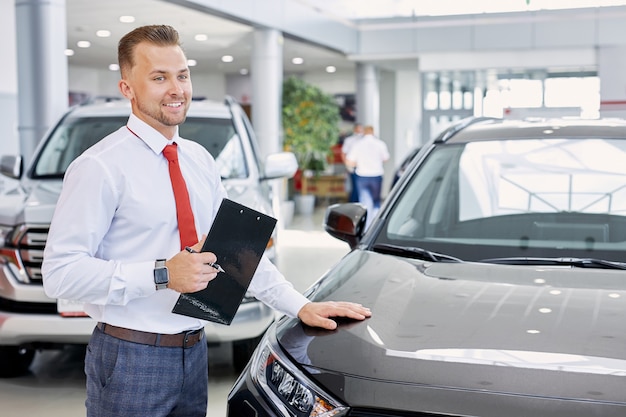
[{"left": 184, "top": 246, "right": 225, "bottom": 273}]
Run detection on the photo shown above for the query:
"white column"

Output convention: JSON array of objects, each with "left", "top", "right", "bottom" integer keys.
[
  {"left": 356, "top": 63, "right": 379, "bottom": 129},
  {"left": 15, "top": 0, "right": 69, "bottom": 164},
  {"left": 0, "top": 1, "right": 18, "bottom": 156},
  {"left": 378, "top": 68, "right": 421, "bottom": 197},
  {"left": 251, "top": 28, "right": 289, "bottom": 226},
  {"left": 598, "top": 45, "right": 626, "bottom": 118},
  {"left": 251, "top": 28, "right": 283, "bottom": 157}
]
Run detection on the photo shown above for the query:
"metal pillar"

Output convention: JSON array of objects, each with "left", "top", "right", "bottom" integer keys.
[
  {"left": 15, "top": 0, "right": 68, "bottom": 164},
  {"left": 251, "top": 28, "right": 283, "bottom": 157},
  {"left": 356, "top": 63, "right": 379, "bottom": 130}
]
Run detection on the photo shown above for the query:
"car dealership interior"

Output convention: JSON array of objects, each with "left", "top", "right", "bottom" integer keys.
[{"left": 2, "top": 1, "right": 626, "bottom": 416}]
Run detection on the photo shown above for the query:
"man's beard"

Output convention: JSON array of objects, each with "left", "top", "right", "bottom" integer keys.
[{"left": 137, "top": 100, "right": 188, "bottom": 127}]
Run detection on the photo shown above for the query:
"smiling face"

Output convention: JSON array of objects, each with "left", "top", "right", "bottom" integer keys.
[{"left": 118, "top": 42, "right": 192, "bottom": 139}]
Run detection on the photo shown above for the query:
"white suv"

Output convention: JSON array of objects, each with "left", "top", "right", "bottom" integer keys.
[{"left": 0, "top": 97, "right": 297, "bottom": 376}]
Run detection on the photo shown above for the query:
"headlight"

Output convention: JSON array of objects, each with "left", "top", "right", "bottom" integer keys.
[
  {"left": 0, "top": 225, "right": 15, "bottom": 248},
  {"left": 0, "top": 225, "right": 21, "bottom": 271},
  {"left": 251, "top": 329, "right": 349, "bottom": 417}
]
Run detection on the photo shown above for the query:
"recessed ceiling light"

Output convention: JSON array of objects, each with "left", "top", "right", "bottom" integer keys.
[
  {"left": 187, "top": 59, "right": 197, "bottom": 67},
  {"left": 325, "top": 65, "right": 336, "bottom": 73},
  {"left": 239, "top": 68, "right": 249, "bottom": 75},
  {"left": 77, "top": 41, "right": 91, "bottom": 48},
  {"left": 108, "top": 64, "right": 119, "bottom": 71},
  {"left": 64, "top": 49, "right": 75, "bottom": 56},
  {"left": 96, "top": 30, "right": 111, "bottom": 38},
  {"left": 221, "top": 55, "right": 234, "bottom": 63},
  {"left": 292, "top": 57, "right": 304, "bottom": 65},
  {"left": 119, "top": 15, "right": 135, "bottom": 23},
  {"left": 194, "top": 34, "right": 208, "bottom": 41}
]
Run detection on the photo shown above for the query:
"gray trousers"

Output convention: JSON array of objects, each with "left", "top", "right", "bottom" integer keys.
[{"left": 85, "top": 325, "right": 208, "bottom": 417}]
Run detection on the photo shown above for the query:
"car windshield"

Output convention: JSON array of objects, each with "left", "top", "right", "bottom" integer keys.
[
  {"left": 379, "top": 137, "right": 626, "bottom": 263},
  {"left": 32, "top": 115, "right": 248, "bottom": 180}
]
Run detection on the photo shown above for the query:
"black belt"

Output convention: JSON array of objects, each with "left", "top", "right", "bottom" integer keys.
[{"left": 97, "top": 322, "right": 204, "bottom": 348}]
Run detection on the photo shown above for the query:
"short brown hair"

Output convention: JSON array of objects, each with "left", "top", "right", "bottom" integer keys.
[{"left": 118, "top": 25, "right": 183, "bottom": 76}]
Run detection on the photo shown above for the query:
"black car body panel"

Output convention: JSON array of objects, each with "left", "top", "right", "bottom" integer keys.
[{"left": 273, "top": 251, "right": 626, "bottom": 414}]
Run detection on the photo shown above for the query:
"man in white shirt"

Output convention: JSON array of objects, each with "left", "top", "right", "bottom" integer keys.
[
  {"left": 42, "top": 25, "right": 370, "bottom": 417},
  {"left": 345, "top": 125, "right": 390, "bottom": 229},
  {"left": 341, "top": 123, "right": 363, "bottom": 202}
]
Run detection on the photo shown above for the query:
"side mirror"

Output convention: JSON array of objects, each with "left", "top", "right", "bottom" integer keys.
[
  {"left": 0, "top": 155, "right": 23, "bottom": 179},
  {"left": 324, "top": 203, "right": 367, "bottom": 249},
  {"left": 263, "top": 152, "right": 298, "bottom": 180}
]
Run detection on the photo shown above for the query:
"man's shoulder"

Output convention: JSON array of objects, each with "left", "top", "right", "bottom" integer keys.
[
  {"left": 178, "top": 137, "right": 213, "bottom": 158},
  {"left": 80, "top": 126, "right": 130, "bottom": 157}
]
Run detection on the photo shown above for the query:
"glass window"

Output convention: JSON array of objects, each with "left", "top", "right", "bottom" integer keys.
[
  {"left": 33, "top": 116, "right": 127, "bottom": 178},
  {"left": 545, "top": 76, "right": 600, "bottom": 118},
  {"left": 507, "top": 79, "right": 543, "bottom": 108},
  {"left": 180, "top": 117, "right": 248, "bottom": 179}
]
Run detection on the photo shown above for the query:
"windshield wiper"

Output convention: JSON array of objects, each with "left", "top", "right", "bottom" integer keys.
[
  {"left": 372, "top": 243, "right": 463, "bottom": 263},
  {"left": 478, "top": 257, "right": 626, "bottom": 270}
]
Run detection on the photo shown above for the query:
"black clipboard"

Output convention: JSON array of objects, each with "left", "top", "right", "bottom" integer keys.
[{"left": 172, "top": 198, "right": 277, "bottom": 324}]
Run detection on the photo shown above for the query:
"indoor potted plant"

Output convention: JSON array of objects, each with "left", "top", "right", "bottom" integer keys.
[{"left": 282, "top": 76, "right": 340, "bottom": 214}]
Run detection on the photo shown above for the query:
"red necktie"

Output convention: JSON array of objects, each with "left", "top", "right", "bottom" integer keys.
[{"left": 163, "top": 143, "right": 198, "bottom": 249}]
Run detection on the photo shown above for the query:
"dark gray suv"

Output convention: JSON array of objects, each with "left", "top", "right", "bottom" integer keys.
[
  {"left": 0, "top": 97, "right": 297, "bottom": 376},
  {"left": 228, "top": 117, "right": 626, "bottom": 417}
]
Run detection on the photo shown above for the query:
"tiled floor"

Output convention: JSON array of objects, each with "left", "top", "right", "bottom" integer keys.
[{"left": 0, "top": 204, "right": 350, "bottom": 417}]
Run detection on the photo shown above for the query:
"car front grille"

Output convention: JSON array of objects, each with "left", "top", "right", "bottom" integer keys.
[
  {"left": 12, "top": 225, "right": 48, "bottom": 284},
  {"left": 0, "top": 295, "right": 57, "bottom": 314}
]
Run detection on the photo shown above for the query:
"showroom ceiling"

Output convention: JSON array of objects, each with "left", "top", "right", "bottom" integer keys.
[
  {"left": 65, "top": 0, "right": 354, "bottom": 75},
  {"left": 65, "top": 0, "right": 626, "bottom": 75}
]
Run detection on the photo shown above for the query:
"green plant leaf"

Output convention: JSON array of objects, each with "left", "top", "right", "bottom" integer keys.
[{"left": 282, "top": 76, "right": 340, "bottom": 173}]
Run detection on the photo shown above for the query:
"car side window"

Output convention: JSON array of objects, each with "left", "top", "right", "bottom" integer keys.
[{"left": 180, "top": 117, "right": 248, "bottom": 179}]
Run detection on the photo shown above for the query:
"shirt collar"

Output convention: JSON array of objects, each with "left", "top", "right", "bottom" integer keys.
[{"left": 126, "top": 113, "right": 181, "bottom": 154}]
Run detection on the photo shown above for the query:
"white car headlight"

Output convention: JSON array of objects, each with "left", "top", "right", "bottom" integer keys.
[
  {"left": 251, "top": 329, "right": 349, "bottom": 417},
  {"left": 0, "top": 224, "right": 15, "bottom": 248}
]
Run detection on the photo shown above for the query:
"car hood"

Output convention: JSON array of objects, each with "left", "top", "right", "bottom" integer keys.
[
  {"left": 0, "top": 180, "right": 61, "bottom": 225},
  {"left": 276, "top": 250, "right": 626, "bottom": 414}
]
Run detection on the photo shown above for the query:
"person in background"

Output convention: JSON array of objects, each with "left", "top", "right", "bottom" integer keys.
[
  {"left": 345, "top": 125, "right": 390, "bottom": 229},
  {"left": 341, "top": 123, "right": 363, "bottom": 202},
  {"left": 41, "top": 25, "right": 371, "bottom": 417}
]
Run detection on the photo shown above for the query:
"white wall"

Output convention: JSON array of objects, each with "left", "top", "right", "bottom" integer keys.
[
  {"left": 190, "top": 72, "right": 227, "bottom": 101},
  {"left": 302, "top": 70, "right": 355, "bottom": 96},
  {"left": 69, "top": 66, "right": 121, "bottom": 100}
]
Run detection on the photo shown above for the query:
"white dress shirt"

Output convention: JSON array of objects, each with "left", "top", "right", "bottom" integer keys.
[
  {"left": 42, "top": 113, "right": 308, "bottom": 334},
  {"left": 341, "top": 133, "right": 361, "bottom": 156},
  {"left": 346, "top": 134, "right": 389, "bottom": 177}
]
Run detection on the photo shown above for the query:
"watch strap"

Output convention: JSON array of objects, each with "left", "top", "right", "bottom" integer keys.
[{"left": 154, "top": 259, "right": 169, "bottom": 290}]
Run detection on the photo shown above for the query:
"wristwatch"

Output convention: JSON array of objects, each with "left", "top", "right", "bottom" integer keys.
[{"left": 154, "top": 259, "right": 169, "bottom": 290}]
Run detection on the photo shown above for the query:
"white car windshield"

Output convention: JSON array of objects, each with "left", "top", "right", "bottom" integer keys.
[{"left": 32, "top": 115, "right": 248, "bottom": 180}]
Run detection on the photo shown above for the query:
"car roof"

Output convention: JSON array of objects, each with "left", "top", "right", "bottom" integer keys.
[
  {"left": 65, "top": 98, "right": 232, "bottom": 119},
  {"left": 442, "top": 117, "right": 626, "bottom": 144}
]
